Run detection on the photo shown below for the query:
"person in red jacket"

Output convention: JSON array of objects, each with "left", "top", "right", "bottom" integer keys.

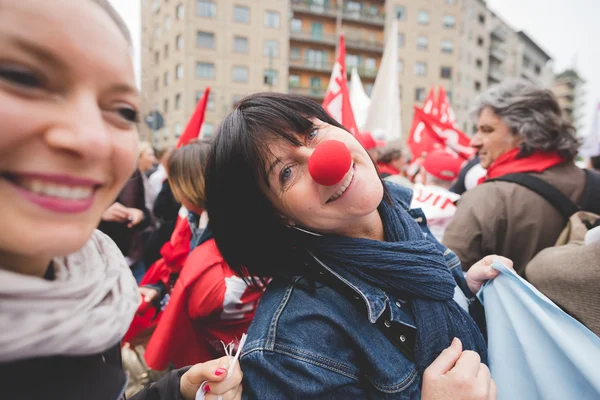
[{"left": 145, "top": 140, "right": 265, "bottom": 370}]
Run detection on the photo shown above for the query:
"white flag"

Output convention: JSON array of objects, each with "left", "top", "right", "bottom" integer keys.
[
  {"left": 349, "top": 67, "right": 371, "bottom": 130},
  {"left": 579, "top": 102, "right": 600, "bottom": 159},
  {"left": 363, "top": 18, "right": 401, "bottom": 141}
]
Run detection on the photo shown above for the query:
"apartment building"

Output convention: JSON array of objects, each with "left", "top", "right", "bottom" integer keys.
[
  {"left": 553, "top": 69, "right": 586, "bottom": 132},
  {"left": 140, "top": 0, "right": 555, "bottom": 146}
]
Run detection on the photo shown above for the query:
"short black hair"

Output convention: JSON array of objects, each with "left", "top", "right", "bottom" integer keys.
[{"left": 205, "top": 92, "right": 385, "bottom": 282}]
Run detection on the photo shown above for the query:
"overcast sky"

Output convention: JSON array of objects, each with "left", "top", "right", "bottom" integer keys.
[{"left": 109, "top": 0, "right": 600, "bottom": 135}]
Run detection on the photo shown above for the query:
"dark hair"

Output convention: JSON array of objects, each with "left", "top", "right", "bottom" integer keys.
[
  {"left": 378, "top": 147, "right": 403, "bottom": 164},
  {"left": 205, "top": 93, "right": 385, "bottom": 282},
  {"left": 91, "top": 0, "right": 133, "bottom": 45},
  {"left": 591, "top": 155, "right": 600, "bottom": 171}
]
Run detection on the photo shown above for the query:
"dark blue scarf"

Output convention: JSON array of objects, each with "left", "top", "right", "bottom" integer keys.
[{"left": 304, "top": 194, "right": 487, "bottom": 373}]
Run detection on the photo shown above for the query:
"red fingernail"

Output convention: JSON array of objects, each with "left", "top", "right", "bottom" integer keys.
[
  {"left": 204, "top": 385, "right": 211, "bottom": 392},
  {"left": 215, "top": 368, "right": 227, "bottom": 376}
]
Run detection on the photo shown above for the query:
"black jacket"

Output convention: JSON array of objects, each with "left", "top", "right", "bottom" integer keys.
[{"left": 0, "top": 344, "right": 190, "bottom": 400}]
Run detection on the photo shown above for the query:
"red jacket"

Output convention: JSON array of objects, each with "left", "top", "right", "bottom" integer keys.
[{"left": 144, "top": 238, "right": 264, "bottom": 370}]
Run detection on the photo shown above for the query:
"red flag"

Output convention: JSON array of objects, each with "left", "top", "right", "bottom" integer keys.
[
  {"left": 438, "top": 86, "right": 457, "bottom": 127},
  {"left": 408, "top": 106, "right": 475, "bottom": 160},
  {"left": 423, "top": 87, "right": 439, "bottom": 117},
  {"left": 322, "top": 35, "right": 361, "bottom": 139},
  {"left": 176, "top": 87, "right": 210, "bottom": 148}
]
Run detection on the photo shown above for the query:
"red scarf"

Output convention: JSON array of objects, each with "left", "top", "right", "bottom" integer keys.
[
  {"left": 479, "top": 148, "right": 565, "bottom": 184},
  {"left": 377, "top": 163, "right": 400, "bottom": 176}
]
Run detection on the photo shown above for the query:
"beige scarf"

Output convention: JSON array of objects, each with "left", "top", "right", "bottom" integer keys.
[{"left": 0, "top": 230, "right": 140, "bottom": 362}]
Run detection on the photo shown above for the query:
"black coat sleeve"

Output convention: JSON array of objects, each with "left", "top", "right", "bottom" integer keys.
[{"left": 129, "top": 367, "right": 191, "bottom": 400}]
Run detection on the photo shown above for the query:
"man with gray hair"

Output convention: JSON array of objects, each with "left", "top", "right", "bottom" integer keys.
[{"left": 443, "top": 80, "right": 600, "bottom": 275}]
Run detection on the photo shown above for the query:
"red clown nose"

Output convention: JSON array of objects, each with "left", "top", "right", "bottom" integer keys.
[{"left": 308, "top": 140, "right": 352, "bottom": 186}]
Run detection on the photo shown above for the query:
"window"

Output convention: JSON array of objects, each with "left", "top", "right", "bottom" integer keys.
[
  {"left": 417, "top": 11, "right": 430, "bottom": 25},
  {"left": 289, "top": 74, "right": 300, "bottom": 87},
  {"left": 441, "top": 40, "right": 454, "bottom": 54},
  {"left": 154, "top": 26, "right": 161, "bottom": 38},
  {"left": 196, "top": 0, "right": 216, "bottom": 17},
  {"left": 310, "top": 76, "right": 321, "bottom": 88},
  {"left": 523, "top": 56, "right": 531, "bottom": 68},
  {"left": 233, "top": 36, "right": 249, "bottom": 53},
  {"left": 207, "top": 91, "right": 215, "bottom": 110},
  {"left": 417, "top": 36, "right": 428, "bottom": 50},
  {"left": 477, "top": 36, "right": 484, "bottom": 47},
  {"left": 415, "top": 62, "right": 427, "bottom": 76},
  {"left": 175, "top": 93, "right": 181, "bottom": 110},
  {"left": 201, "top": 123, "right": 214, "bottom": 138},
  {"left": 154, "top": 51, "right": 159, "bottom": 64},
  {"left": 233, "top": 66, "right": 249, "bottom": 83},
  {"left": 398, "top": 33, "right": 405, "bottom": 47},
  {"left": 264, "top": 69, "right": 278, "bottom": 86},
  {"left": 164, "top": 15, "right": 171, "bottom": 31},
  {"left": 475, "top": 58, "right": 482, "bottom": 69},
  {"left": 395, "top": 6, "right": 406, "bottom": 20},
  {"left": 306, "top": 49, "right": 327, "bottom": 67},
  {"left": 415, "top": 87, "right": 426, "bottom": 101},
  {"left": 196, "top": 31, "right": 215, "bottom": 48},
  {"left": 196, "top": 62, "right": 215, "bottom": 79},
  {"left": 234, "top": 5, "right": 250, "bottom": 23},
  {"left": 163, "top": 98, "right": 169, "bottom": 113},
  {"left": 176, "top": 3, "right": 184, "bottom": 20},
  {"left": 478, "top": 13, "right": 485, "bottom": 24},
  {"left": 290, "top": 46, "right": 301, "bottom": 60},
  {"left": 474, "top": 80, "right": 481, "bottom": 91},
  {"left": 365, "top": 84, "right": 374, "bottom": 96},
  {"left": 346, "top": 54, "right": 360, "bottom": 68},
  {"left": 264, "top": 11, "right": 280, "bottom": 28},
  {"left": 154, "top": 77, "right": 159, "bottom": 91},
  {"left": 175, "top": 63, "right": 183, "bottom": 80},
  {"left": 440, "top": 66, "right": 452, "bottom": 79},
  {"left": 264, "top": 40, "right": 279, "bottom": 57},
  {"left": 397, "top": 59, "right": 404, "bottom": 73},
  {"left": 443, "top": 15, "right": 456, "bottom": 28},
  {"left": 163, "top": 71, "right": 169, "bottom": 86},
  {"left": 176, "top": 34, "right": 183, "bottom": 50},
  {"left": 164, "top": 43, "right": 169, "bottom": 58},
  {"left": 445, "top": 0, "right": 456, "bottom": 4},
  {"left": 291, "top": 18, "right": 302, "bottom": 32},
  {"left": 365, "top": 57, "right": 376, "bottom": 71},
  {"left": 311, "top": 22, "right": 323, "bottom": 39},
  {"left": 535, "top": 64, "right": 541, "bottom": 75},
  {"left": 174, "top": 123, "right": 182, "bottom": 138}
]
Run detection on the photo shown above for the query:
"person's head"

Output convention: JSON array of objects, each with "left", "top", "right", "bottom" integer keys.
[
  {"left": 167, "top": 140, "right": 212, "bottom": 215},
  {"left": 419, "top": 149, "right": 464, "bottom": 189},
  {"left": 205, "top": 93, "right": 387, "bottom": 279},
  {"left": 156, "top": 146, "right": 174, "bottom": 168},
  {"left": 138, "top": 141, "right": 157, "bottom": 173},
  {"left": 378, "top": 144, "right": 405, "bottom": 173},
  {"left": 0, "top": 0, "right": 139, "bottom": 276},
  {"left": 471, "top": 80, "right": 580, "bottom": 169}
]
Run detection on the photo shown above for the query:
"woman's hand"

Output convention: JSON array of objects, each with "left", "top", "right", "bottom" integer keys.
[
  {"left": 101, "top": 202, "right": 130, "bottom": 222},
  {"left": 138, "top": 286, "right": 159, "bottom": 303},
  {"left": 422, "top": 338, "right": 496, "bottom": 400},
  {"left": 180, "top": 356, "right": 243, "bottom": 400},
  {"left": 466, "top": 255, "right": 514, "bottom": 294}
]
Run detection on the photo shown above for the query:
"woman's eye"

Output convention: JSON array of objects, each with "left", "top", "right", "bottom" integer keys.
[
  {"left": 279, "top": 166, "right": 293, "bottom": 185},
  {"left": 0, "top": 68, "right": 42, "bottom": 88},
  {"left": 117, "top": 107, "right": 139, "bottom": 123},
  {"left": 307, "top": 129, "right": 319, "bottom": 141}
]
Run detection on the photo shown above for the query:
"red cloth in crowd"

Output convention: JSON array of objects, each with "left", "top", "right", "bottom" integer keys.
[
  {"left": 377, "top": 163, "right": 400, "bottom": 176},
  {"left": 144, "top": 239, "right": 264, "bottom": 370},
  {"left": 479, "top": 148, "right": 565, "bottom": 184},
  {"left": 422, "top": 149, "right": 466, "bottom": 181}
]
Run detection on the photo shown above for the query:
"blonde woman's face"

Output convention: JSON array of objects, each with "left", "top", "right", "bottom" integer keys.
[{"left": 0, "top": 0, "right": 139, "bottom": 273}]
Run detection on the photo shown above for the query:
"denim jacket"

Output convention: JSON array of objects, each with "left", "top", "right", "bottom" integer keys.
[{"left": 241, "top": 185, "right": 478, "bottom": 399}]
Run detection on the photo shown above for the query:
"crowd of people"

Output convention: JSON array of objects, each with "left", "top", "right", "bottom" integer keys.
[{"left": 2, "top": 1, "right": 600, "bottom": 399}]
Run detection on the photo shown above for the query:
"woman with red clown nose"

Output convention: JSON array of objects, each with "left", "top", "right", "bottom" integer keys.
[{"left": 205, "top": 92, "right": 510, "bottom": 399}]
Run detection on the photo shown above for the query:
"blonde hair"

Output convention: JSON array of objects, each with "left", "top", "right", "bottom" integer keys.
[
  {"left": 167, "top": 140, "right": 212, "bottom": 209},
  {"left": 138, "top": 141, "right": 153, "bottom": 159}
]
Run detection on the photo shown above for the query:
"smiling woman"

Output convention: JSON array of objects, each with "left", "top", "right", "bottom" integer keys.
[{"left": 0, "top": 1, "right": 242, "bottom": 399}]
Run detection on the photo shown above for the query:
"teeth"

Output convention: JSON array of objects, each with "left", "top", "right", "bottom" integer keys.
[
  {"left": 18, "top": 178, "right": 94, "bottom": 200},
  {"left": 328, "top": 166, "right": 355, "bottom": 203}
]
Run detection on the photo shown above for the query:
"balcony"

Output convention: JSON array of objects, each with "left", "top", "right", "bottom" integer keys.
[
  {"left": 291, "top": 0, "right": 337, "bottom": 18},
  {"left": 289, "top": 58, "right": 333, "bottom": 73},
  {"left": 491, "top": 27, "right": 508, "bottom": 42},
  {"left": 289, "top": 85, "right": 327, "bottom": 100},
  {"left": 488, "top": 67, "right": 504, "bottom": 82},
  {"left": 342, "top": 7, "right": 385, "bottom": 26},
  {"left": 489, "top": 45, "right": 506, "bottom": 62},
  {"left": 290, "top": 29, "right": 337, "bottom": 46},
  {"left": 345, "top": 35, "right": 384, "bottom": 53},
  {"left": 354, "top": 65, "right": 378, "bottom": 79}
]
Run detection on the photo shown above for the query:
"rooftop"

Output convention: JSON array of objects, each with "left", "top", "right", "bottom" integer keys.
[{"left": 517, "top": 31, "right": 552, "bottom": 62}]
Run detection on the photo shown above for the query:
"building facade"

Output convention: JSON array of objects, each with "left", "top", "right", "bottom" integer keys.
[
  {"left": 140, "top": 0, "right": 554, "bottom": 146},
  {"left": 553, "top": 69, "right": 586, "bottom": 132}
]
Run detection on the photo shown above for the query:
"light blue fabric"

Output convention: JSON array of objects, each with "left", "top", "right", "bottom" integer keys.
[{"left": 477, "top": 261, "right": 600, "bottom": 400}]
